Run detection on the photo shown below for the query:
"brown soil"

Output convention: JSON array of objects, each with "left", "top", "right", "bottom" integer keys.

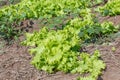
[
  {"left": 99, "top": 15, "right": 120, "bottom": 25},
  {"left": 85, "top": 37, "right": 120, "bottom": 80},
  {"left": 0, "top": 0, "right": 20, "bottom": 8},
  {"left": 0, "top": 1, "right": 120, "bottom": 80},
  {"left": 0, "top": 15, "right": 120, "bottom": 80}
]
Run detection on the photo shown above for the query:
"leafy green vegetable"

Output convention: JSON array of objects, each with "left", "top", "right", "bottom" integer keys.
[
  {"left": 21, "top": 8, "right": 119, "bottom": 79},
  {"left": 22, "top": 14, "right": 110, "bottom": 79},
  {"left": 98, "top": 0, "right": 120, "bottom": 16},
  {"left": 1, "top": 0, "right": 119, "bottom": 79},
  {"left": 22, "top": 27, "right": 105, "bottom": 80},
  {"left": 0, "top": 0, "right": 105, "bottom": 40}
]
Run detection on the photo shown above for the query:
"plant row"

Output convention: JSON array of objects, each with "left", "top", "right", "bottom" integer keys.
[
  {"left": 0, "top": 0, "right": 104, "bottom": 40},
  {"left": 22, "top": 10, "right": 118, "bottom": 80},
  {"left": 98, "top": 0, "right": 120, "bottom": 16},
  {"left": 0, "top": 0, "right": 119, "bottom": 80}
]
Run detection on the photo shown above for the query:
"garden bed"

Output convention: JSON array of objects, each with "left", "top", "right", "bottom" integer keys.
[{"left": 0, "top": 0, "right": 120, "bottom": 80}]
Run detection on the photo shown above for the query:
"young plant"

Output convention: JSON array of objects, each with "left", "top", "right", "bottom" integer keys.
[{"left": 22, "top": 16, "right": 107, "bottom": 80}]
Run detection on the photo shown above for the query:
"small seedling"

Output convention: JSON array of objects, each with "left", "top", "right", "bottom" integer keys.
[{"left": 112, "top": 47, "right": 116, "bottom": 52}]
